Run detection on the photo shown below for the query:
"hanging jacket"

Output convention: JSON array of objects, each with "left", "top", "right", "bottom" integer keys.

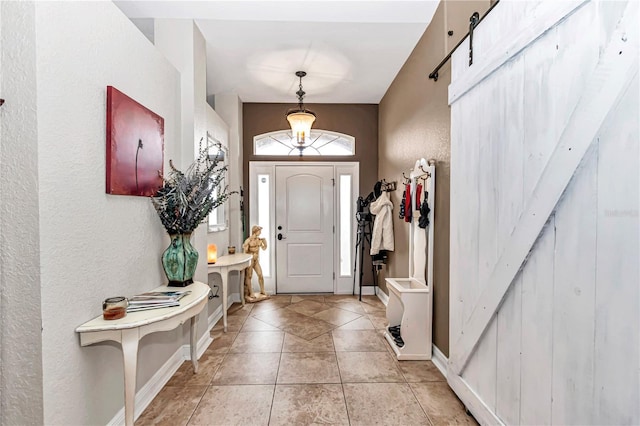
[
  {"left": 404, "top": 183, "right": 412, "bottom": 222},
  {"left": 419, "top": 191, "right": 430, "bottom": 229},
  {"left": 399, "top": 188, "right": 406, "bottom": 219},
  {"left": 369, "top": 191, "right": 395, "bottom": 255},
  {"left": 415, "top": 183, "right": 423, "bottom": 208}
]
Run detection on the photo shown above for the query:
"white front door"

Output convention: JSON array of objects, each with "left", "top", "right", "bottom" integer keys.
[{"left": 275, "top": 165, "right": 334, "bottom": 293}]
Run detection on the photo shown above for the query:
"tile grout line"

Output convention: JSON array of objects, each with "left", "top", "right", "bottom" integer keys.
[
  {"left": 182, "top": 382, "right": 209, "bottom": 426},
  {"left": 183, "top": 328, "right": 239, "bottom": 426},
  {"left": 266, "top": 332, "right": 286, "bottom": 425},
  {"left": 407, "top": 382, "right": 436, "bottom": 426},
  {"left": 333, "top": 332, "right": 354, "bottom": 426}
]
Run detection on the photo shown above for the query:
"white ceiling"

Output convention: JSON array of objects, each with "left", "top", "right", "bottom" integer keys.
[{"left": 114, "top": 1, "right": 439, "bottom": 104}]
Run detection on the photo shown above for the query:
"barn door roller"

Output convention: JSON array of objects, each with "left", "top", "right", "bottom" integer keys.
[
  {"left": 468, "top": 12, "right": 481, "bottom": 66},
  {"left": 428, "top": 0, "right": 500, "bottom": 81}
]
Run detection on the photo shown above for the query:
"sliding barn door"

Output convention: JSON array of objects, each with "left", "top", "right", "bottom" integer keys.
[{"left": 449, "top": 1, "right": 638, "bottom": 424}]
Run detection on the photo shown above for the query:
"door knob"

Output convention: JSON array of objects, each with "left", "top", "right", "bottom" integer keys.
[{"left": 277, "top": 233, "right": 286, "bottom": 240}]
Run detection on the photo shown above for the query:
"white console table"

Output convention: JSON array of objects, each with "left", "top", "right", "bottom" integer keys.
[
  {"left": 207, "top": 253, "right": 252, "bottom": 332},
  {"left": 75, "top": 282, "right": 209, "bottom": 426}
]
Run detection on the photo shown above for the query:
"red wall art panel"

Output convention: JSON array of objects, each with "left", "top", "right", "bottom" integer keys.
[{"left": 106, "top": 86, "right": 164, "bottom": 196}]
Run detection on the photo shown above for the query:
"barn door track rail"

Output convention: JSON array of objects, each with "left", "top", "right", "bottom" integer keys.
[{"left": 428, "top": 0, "right": 500, "bottom": 81}]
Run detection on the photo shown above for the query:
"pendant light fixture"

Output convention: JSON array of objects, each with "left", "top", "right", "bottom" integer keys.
[{"left": 286, "top": 71, "right": 316, "bottom": 155}]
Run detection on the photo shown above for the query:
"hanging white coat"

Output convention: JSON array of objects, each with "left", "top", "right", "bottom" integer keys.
[{"left": 369, "top": 191, "right": 394, "bottom": 255}]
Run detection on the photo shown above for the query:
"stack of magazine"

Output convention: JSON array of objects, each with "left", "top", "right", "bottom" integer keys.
[{"left": 127, "top": 290, "right": 191, "bottom": 313}]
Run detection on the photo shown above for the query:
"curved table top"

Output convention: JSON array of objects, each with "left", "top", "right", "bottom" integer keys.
[
  {"left": 75, "top": 281, "right": 209, "bottom": 333},
  {"left": 207, "top": 253, "right": 252, "bottom": 269}
]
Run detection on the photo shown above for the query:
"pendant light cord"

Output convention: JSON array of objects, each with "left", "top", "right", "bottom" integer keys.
[{"left": 296, "top": 75, "right": 306, "bottom": 110}]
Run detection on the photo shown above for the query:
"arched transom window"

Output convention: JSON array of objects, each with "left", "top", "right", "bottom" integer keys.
[{"left": 254, "top": 129, "right": 355, "bottom": 156}]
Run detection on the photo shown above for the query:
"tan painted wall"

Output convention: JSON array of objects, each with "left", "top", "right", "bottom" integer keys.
[
  {"left": 378, "top": 0, "right": 490, "bottom": 356},
  {"left": 243, "top": 103, "right": 379, "bottom": 287}
]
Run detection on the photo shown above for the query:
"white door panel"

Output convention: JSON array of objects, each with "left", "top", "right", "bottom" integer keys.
[
  {"left": 286, "top": 175, "right": 324, "bottom": 231},
  {"left": 276, "top": 165, "right": 334, "bottom": 293},
  {"left": 287, "top": 244, "right": 323, "bottom": 276}
]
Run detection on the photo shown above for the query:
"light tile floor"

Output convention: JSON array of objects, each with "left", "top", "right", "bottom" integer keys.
[{"left": 136, "top": 294, "right": 478, "bottom": 426}]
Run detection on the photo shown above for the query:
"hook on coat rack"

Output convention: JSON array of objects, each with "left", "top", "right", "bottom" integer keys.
[
  {"left": 402, "top": 172, "right": 411, "bottom": 185},
  {"left": 380, "top": 179, "right": 396, "bottom": 192},
  {"left": 418, "top": 165, "right": 432, "bottom": 179}
]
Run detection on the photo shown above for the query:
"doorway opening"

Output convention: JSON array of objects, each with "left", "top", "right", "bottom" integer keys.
[{"left": 249, "top": 162, "right": 359, "bottom": 294}]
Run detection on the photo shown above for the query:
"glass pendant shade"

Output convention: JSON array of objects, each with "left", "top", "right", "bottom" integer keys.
[{"left": 287, "top": 111, "right": 316, "bottom": 145}]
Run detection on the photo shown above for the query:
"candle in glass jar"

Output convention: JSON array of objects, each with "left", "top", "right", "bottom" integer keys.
[
  {"left": 103, "top": 297, "right": 128, "bottom": 320},
  {"left": 208, "top": 244, "right": 217, "bottom": 263}
]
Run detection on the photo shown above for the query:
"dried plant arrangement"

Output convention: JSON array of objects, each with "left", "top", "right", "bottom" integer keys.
[{"left": 151, "top": 139, "right": 234, "bottom": 235}]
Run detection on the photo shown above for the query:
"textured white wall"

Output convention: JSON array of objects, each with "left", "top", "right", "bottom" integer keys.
[
  {"left": 192, "top": 23, "right": 209, "bottom": 287},
  {"left": 212, "top": 92, "right": 245, "bottom": 301},
  {"left": 34, "top": 2, "right": 182, "bottom": 424},
  {"left": 0, "top": 2, "right": 44, "bottom": 424},
  {"left": 154, "top": 19, "right": 195, "bottom": 172},
  {"left": 213, "top": 91, "right": 244, "bottom": 248},
  {"left": 206, "top": 106, "right": 238, "bottom": 304},
  {"left": 154, "top": 20, "right": 212, "bottom": 286},
  {"left": 154, "top": 19, "right": 217, "bottom": 344}
]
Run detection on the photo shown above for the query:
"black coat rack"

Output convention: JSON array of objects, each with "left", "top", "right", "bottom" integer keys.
[
  {"left": 352, "top": 195, "right": 376, "bottom": 300},
  {"left": 352, "top": 181, "right": 396, "bottom": 300}
]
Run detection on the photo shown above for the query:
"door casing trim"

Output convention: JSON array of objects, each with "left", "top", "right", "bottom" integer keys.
[{"left": 249, "top": 161, "right": 360, "bottom": 295}]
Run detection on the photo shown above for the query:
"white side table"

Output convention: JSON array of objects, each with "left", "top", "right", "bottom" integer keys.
[
  {"left": 207, "top": 253, "right": 253, "bottom": 332},
  {"left": 75, "top": 282, "right": 209, "bottom": 426}
]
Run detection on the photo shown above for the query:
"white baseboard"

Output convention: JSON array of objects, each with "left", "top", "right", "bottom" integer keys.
[
  {"left": 432, "top": 345, "right": 448, "bottom": 379},
  {"left": 448, "top": 373, "right": 504, "bottom": 426},
  {"left": 207, "top": 292, "right": 240, "bottom": 330},
  {"left": 182, "top": 330, "right": 213, "bottom": 361},
  {"left": 430, "top": 347, "right": 498, "bottom": 425},
  {"left": 359, "top": 286, "right": 378, "bottom": 296},
  {"left": 208, "top": 301, "right": 224, "bottom": 330},
  {"left": 376, "top": 289, "right": 389, "bottom": 306},
  {"left": 107, "top": 346, "right": 184, "bottom": 426}
]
